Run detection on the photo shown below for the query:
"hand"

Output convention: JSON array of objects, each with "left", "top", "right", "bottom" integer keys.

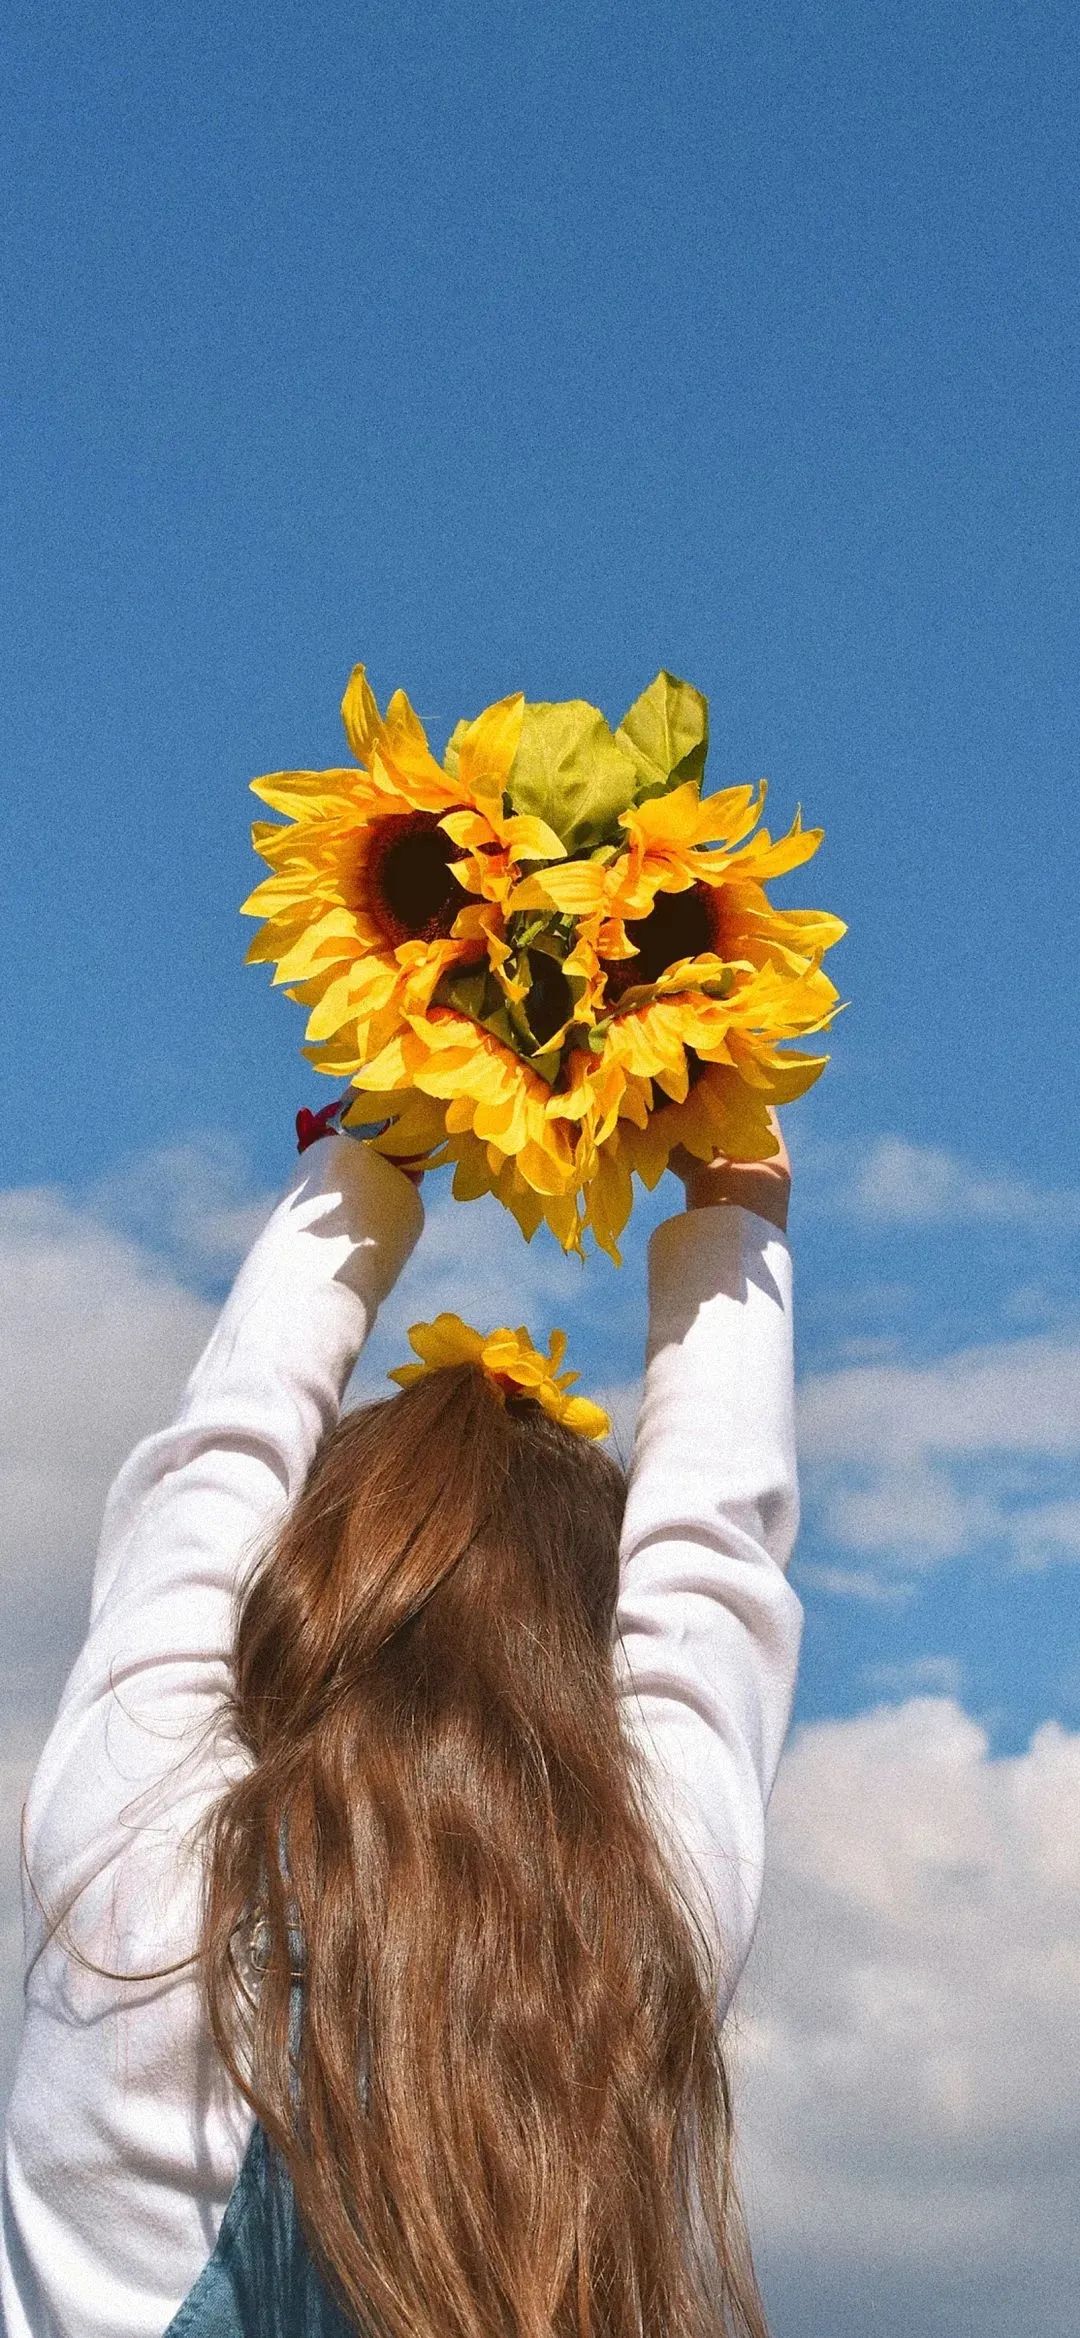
[{"left": 670, "top": 1113, "right": 791, "bottom": 1233}]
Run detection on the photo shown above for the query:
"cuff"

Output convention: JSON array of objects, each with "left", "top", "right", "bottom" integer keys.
[
  {"left": 295, "top": 1132, "right": 425, "bottom": 1311},
  {"left": 646, "top": 1203, "right": 792, "bottom": 1360}
]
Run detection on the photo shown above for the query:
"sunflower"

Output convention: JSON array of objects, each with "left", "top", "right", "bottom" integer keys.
[
  {"left": 245, "top": 664, "right": 845, "bottom": 1257},
  {"left": 388, "top": 1314, "right": 610, "bottom": 1440},
  {"left": 241, "top": 667, "right": 566, "bottom": 1074},
  {"left": 509, "top": 777, "right": 844, "bottom": 983},
  {"left": 503, "top": 769, "right": 844, "bottom": 1248},
  {"left": 563, "top": 951, "right": 840, "bottom": 1259}
]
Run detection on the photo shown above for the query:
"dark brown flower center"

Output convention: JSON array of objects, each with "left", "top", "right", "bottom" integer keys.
[
  {"left": 366, "top": 813, "right": 466, "bottom": 944},
  {"left": 604, "top": 883, "right": 716, "bottom": 999}
]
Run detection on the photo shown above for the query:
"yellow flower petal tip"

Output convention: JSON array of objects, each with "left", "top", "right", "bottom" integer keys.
[{"left": 388, "top": 1313, "right": 611, "bottom": 1441}]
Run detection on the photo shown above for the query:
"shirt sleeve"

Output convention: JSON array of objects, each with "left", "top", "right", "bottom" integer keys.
[
  {"left": 614, "top": 1202, "right": 803, "bottom": 2012},
  {"left": 20, "top": 1134, "right": 424, "bottom": 1950}
]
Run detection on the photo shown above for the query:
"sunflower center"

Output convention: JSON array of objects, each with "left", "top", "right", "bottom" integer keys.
[
  {"left": 525, "top": 952, "right": 573, "bottom": 1048},
  {"left": 367, "top": 813, "right": 465, "bottom": 945},
  {"left": 604, "top": 883, "right": 716, "bottom": 998}
]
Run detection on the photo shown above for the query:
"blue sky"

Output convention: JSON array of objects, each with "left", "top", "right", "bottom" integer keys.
[{"left": 4, "top": 2, "right": 1080, "bottom": 2329}]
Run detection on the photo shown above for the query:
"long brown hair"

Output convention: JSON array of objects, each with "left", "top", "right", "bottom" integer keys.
[{"left": 202, "top": 1363, "right": 768, "bottom": 2337}]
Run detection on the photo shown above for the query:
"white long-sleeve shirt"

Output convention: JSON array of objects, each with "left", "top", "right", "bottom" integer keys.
[{"left": 1, "top": 1135, "right": 802, "bottom": 2338}]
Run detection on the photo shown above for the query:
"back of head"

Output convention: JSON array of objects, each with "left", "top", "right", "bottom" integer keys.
[{"left": 201, "top": 1364, "right": 766, "bottom": 2338}]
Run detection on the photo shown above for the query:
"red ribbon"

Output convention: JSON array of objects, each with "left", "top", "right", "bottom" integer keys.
[
  {"left": 295, "top": 1093, "right": 351, "bottom": 1153},
  {"left": 295, "top": 1096, "right": 425, "bottom": 1184}
]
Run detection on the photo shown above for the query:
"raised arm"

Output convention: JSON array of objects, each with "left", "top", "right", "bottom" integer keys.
[
  {"left": 614, "top": 1139, "right": 803, "bottom": 2011},
  {"left": 21, "top": 1135, "right": 423, "bottom": 1944}
]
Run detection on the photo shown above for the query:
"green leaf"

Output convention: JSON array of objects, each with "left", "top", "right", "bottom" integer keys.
[
  {"left": 528, "top": 927, "right": 566, "bottom": 962},
  {"left": 485, "top": 1003, "right": 518, "bottom": 1047},
  {"left": 440, "top": 964, "right": 520, "bottom": 1052},
  {"left": 442, "top": 717, "right": 468, "bottom": 778},
  {"left": 615, "top": 670, "right": 709, "bottom": 799},
  {"left": 528, "top": 1042, "right": 565, "bottom": 1086},
  {"left": 506, "top": 700, "right": 640, "bottom": 851},
  {"left": 504, "top": 989, "right": 538, "bottom": 1049},
  {"left": 441, "top": 965, "right": 492, "bottom": 1021}
]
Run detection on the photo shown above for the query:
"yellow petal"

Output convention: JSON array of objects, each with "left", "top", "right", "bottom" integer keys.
[
  {"left": 456, "top": 694, "right": 525, "bottom": 797},
  {"left": 412, "top": 1314, "right": 486, "bottom": 1370},
  {"left": 379, "top": 691, "right": 452, "bottom": 797},
  {"left": 350, "top": 1031, "right": 417, "bottom": 1089},
  {"left": 621, "top": 778, "right": 761, "bottom": 851},
  {"left": 451, "top": 1145, "right": 497, "bottom": 1203},
  {"left": 250, "top": 768, "right": 364, "bottom": 817},
  {"left": 556, "top": 1394, "right": 611, "bottom": 1441},
  {"left": 508, "top": 861, "right": 609, "bottom": 916},
  {"left": 239, "top": 869, "right": 326, "bottom": 918},
  {"left": 340, "top": 666, "right": 384, "bottom": 767},
  {"left": 271, "top": 912, "right": 363, "bottom": 986},
  {"left": 500, "top": 814, "right": 568, "bottom": 863},
  {"left": 733, "top": 811, "right": 824, "bottom": 882},
  {"left": 581, "top": 1149, "right": 632, "bottom": 1263},
  {"left": 439, "top": 808, "right": 494, "bottom": 850}
]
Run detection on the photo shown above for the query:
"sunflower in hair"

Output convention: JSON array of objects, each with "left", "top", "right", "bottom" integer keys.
[{"left": 388, "top": 1314, "right": 611, "bottom": 1440}]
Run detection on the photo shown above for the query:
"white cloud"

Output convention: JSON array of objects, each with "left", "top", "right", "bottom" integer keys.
[
  {"left": 1003, "top": 1279, "right": 1080, "bottom": 1332},
  {"left": 860, "top": 1654, "right": 965, "bottom": 1698},
  {"left": 797, "top": 1332, "right": 1080, "bottom": 1574},
  {"left": 793, "top": 1562, "right": 915, "bottom": 1604},
  {"left": 737, "top": 1697, "right": 1080, "bottom": 2335},
  {"left": 89, "top": 1135, "right": 277, "bottom": 1275},
  {"left": 848, "top": 1135, "right": 1080, "bottom": 1235},
  {"left": 818, "top": 1458, "right": 1000, "bottom": 1562},
  {"left": 592, "top": 1379, "right": 642, "bottom": 1466},
  {"left": 799, "top": 1333, "right": 1080, "bottom": 1466},
  {"left": 1008, "top": 1497, "right": 1080, "bottom": 1569},
  {"left": 0, "top": 1184, "right": 216, "bottom": 1616}
]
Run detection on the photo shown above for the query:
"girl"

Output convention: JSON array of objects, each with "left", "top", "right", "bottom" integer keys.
[{"left": 1, "top": 1126, "right": 800, "bottom": 2338}]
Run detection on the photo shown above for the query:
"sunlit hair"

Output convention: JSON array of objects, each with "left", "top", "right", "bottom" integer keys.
[{"left": 201, "top": 1363, "right": 769, "bottom": 2337}]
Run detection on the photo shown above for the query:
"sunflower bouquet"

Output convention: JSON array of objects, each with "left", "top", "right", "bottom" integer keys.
[{"left": 242, "top": 666, "right": 844, "bottom": 1257}]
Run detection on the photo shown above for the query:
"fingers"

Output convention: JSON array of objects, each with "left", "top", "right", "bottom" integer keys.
[
  {"left": 670, "top": 1110, "right": 791, "bottom": 1185},
  {"left": 764, "top": 1108, "right": 791, "bottom": 1180},
  {"left": 675, "top": 1110, "right": 792, "bottom": 1232}
]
